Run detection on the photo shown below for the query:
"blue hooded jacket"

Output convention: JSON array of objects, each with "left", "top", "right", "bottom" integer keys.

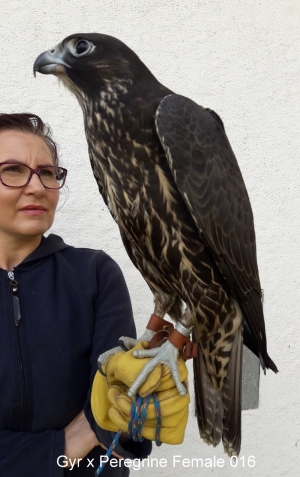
[{"left": 0, "top": 234, "right": 151, "bottom": 476}]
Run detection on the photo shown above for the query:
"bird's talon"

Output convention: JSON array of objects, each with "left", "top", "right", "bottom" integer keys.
[
  {"left": 97, "top": 345, "right": 122, "bottom": 373},
  {"left": 98, "top": 363, "right": 107, "bottom": 377},
  {"left": 118, "top": 338, "right": 130, "bottom": 351}
]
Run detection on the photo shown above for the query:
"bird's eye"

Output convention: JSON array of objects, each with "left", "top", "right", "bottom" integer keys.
[{"left": 74, "top": 39, "right": 91, "bottom": 56}]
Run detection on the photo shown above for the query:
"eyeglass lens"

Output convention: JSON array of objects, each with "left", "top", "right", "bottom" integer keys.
[{"left": 0, "top": 163, "right": 66, "bottom": 189}]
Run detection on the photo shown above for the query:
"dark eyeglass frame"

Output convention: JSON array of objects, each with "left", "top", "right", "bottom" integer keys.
[{"left": 0, "top": 161, "right": 68, "bottom": 190}]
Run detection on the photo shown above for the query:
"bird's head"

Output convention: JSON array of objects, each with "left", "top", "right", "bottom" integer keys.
[{"left": 33, "top": 33, "right": 151, "bottom": 100}]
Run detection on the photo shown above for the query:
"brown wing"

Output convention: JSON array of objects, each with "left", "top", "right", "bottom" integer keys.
[{"left": 156, "top": 94, "right": 276, "bottom": 371}]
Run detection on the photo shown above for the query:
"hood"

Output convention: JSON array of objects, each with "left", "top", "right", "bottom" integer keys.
[{"left": 17, "top": 234, "right": 73, "bottom": 269}]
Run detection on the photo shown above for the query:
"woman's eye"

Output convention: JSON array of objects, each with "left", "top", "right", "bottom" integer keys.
[
  {"left": 2, "top": 165, "right": 21, "bottom": 173},
  {"left": 75, "top": 40, "right": 90, "bottom": 55},
  {"left": 40, "top": 168, "right": 54, "bottom": 177}
]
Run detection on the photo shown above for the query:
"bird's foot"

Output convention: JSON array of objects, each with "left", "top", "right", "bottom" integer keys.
[
  {"left": 98, "top": 329, "right": 157, "bottom": 375},
  {"left": 118, "top": 328, "right": 156, "bottom": 351},
  {"left": 128, "top": 340, "right": 187, "bottom": 397}
]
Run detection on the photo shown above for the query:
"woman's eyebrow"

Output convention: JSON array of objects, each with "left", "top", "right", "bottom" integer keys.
[
  {"left": 0, "top": 159, "right": 56, "bottom": 167},
  {"left": 1, "top": 159, "right": 24, "bottom": 164}
]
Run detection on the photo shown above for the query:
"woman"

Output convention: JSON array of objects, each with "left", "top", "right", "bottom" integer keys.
[{"left": 0, "top": 113, "right": 151, "bottom": 476}]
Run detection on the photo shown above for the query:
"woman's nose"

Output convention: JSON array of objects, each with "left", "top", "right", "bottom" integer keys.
[{"left": 24, "top": 172, "right": 45, "bottom": 195}]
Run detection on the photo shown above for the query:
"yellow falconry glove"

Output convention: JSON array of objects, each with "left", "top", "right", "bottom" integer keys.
[{"left": 91, "top": 342, "right": 190, "bottom": 444}]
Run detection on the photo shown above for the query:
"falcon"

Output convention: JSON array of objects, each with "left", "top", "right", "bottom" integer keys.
[{"left": 34, "top": 34, "right": 277, "bottom": 456}]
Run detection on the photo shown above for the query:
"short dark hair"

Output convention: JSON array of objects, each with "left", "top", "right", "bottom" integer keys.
[{"left": 0, "top": 113, "right": 59, "bottom": 165}]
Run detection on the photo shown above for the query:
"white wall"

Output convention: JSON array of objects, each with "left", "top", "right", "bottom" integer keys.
[{"left": 1, "top": 1, "right": 299, "bottom": 475}]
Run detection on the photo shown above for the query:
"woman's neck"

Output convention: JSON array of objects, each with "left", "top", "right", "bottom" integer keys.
[{"left": 0, "top": 234, "right": 42, "bottom": 271}]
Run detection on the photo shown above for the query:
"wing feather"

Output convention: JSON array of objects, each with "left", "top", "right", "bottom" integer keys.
[{"left": 156, "top": 94, "right": 277, "bottom": 371}]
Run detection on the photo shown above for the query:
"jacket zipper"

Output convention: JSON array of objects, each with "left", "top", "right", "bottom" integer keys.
[
  {"left": 8, "top": 271, "right": 21, "bottom": 325},
  {"left": 8, "top": 270, "right": 26, "bottom": 430}
]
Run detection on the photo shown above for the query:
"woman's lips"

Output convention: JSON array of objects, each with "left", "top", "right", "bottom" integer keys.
[
  {"left": 21, "top": 210, "right": 45, "bottom": 215},
  {"left": 20, "top": 206, "right": 46, "bottom": 216}
]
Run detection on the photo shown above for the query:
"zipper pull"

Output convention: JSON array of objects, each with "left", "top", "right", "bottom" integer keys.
[{"left": 8, "top": 271, "right": 22, "bottom": 326}]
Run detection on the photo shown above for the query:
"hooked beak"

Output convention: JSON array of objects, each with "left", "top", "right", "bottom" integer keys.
[{"left": 33, "top": 45, "right": 70, "bottom": 77}]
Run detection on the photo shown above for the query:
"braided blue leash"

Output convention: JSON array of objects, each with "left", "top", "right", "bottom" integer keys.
[
  {"left": 152, "top": 392, "right": 162, "bottom": 447},
  {"left": 95, "top": 393, "right": 161, "bottom": 475},
  {"left": 95, "top": 429, "right": 122, "bottom": 476},
  {"left": 137, "top": 394, "right": 151, "bottom": 441},
  {"left": 128, "top": 394, "right": 143, "bottom": 439}
]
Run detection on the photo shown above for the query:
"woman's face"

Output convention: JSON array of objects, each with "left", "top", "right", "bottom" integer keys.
[{"left": 0, "top": 130, "right": 59, "bottom": 242}]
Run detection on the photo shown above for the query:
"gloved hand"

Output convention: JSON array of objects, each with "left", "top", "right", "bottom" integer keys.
[{"left": 91, "top": 342, "right": 190, "bottom": 444}]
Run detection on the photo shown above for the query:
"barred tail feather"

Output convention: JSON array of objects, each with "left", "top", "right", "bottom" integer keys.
[
  {"left": 222, "top": 323, "right": 243, "bottom": 456},
  {"left": 193, "top": 345, "right": 224, "bottom": 447},
  {"left": 193, "top": 324, "right": 243, "bottom": 456}
]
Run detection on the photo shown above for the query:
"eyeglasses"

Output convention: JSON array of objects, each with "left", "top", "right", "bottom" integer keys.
[{"left": 0, "top": 162, "right": 67, "bottom": 189}]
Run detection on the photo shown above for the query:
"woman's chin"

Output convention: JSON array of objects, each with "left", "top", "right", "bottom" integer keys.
[
  {"left": 14, "top": 217, "right": 53, "bottom": 238},
  {"left": 11, "top": 224, "right": 51, "bottom": 241}
]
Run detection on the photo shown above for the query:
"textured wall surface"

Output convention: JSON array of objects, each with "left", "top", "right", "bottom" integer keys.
[{"left": 1, "top": 1, "right": 299, "bottom": 475}]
